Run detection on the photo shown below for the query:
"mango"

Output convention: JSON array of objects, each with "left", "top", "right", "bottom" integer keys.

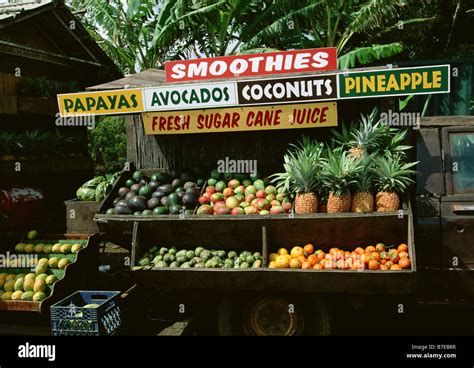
[
  {"left": 24, "top": 244, "right": 34, "bottom": 253},
  {"left": 58, "top": 258, "right": 70, "bottom": 269},
  {"left": 14, "top": 278, "right": 24, "bottom": 292},
  {"left": 60, "top": 244, "right": 72, "bottom": 254},
  {"left": 34, "top": 244, "right": 44, "bottom": 254},
  {"left": 45, "top": 275, "right": 58, "bottom": 285},
  {"left": 23, "top": 278, "right": 35, "bottom": 292},
  {"left": 52, "top": 243, "right": 62, "bottom": 253},
  {"left": 3, "top": 279, "right": 15, "bottom": 292},
  {"left": 33, "top": 292, "right": 46, "bottom": 302},
  {"left": 14, "top": 243, "right": 25, "bottom": 253},
  {"left": 2, "top": 291, "right": 13, "bottom": 300},
  {"left": 33, "top": 279, "right": 46, "bottom": 293},
  {"left": 11, "top": 291, "right": 23, "bottom": 300},
  {"left": 35, "top": 263, "right": 48, "bottom": 275},
  {"left": 21, "top": 291, "right": 34, "bottom": 301},
  {"left": 48, "top": 257, "right": 59, "bottom": 269},
  {"left": 71, "top": 244, "right": 82, "bottom": 254}
]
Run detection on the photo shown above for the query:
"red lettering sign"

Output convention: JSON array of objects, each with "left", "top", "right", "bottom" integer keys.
[{"left": 165, "top": 48, "right": 337, "bottom": 83}]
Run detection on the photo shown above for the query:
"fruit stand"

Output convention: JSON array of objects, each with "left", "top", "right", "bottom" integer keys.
[{"left": 53, "top": 50, "right": 451, "bottom": 335}]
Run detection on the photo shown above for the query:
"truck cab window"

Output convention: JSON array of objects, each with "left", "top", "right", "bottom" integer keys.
[{"left": 450, "top": 132, "right": 474, "bottom": 194}]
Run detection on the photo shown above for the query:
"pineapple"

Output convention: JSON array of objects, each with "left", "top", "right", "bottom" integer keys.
[
  {"left": 271, "top": 136, "right": 322, "bottom": 214},
  {"left": 373, "top": 155, "right": 418, "bottom": 212},
  {"left": 351, "top": 153, "right": 375, "bottom": 213},
  {"left": 348, "top": 108, "right": 384, "bottom": 160},
  {"left": 321, "top": 150, "right": 361, "bottom": 213}
]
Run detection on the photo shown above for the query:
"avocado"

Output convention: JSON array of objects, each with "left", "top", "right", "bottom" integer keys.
[
  {"left": 128, "top": 196, "right": 147, "bottom": 211},
  {"left": 153, "top": 206, "right": 169, "bottom": 215},
  {"left": 116, "top": 199, "right": 128, "bottom": 207},
  {"left": 175, "top": 187, "right": 185, "bottom": 194},
  {"left": 148, "top": 180, "right": 160, "bottom": 192},
  {"left": 152, "top": 172, "right": 171, "bottom": 183},
  {"left": 185, "top": 186, "right": 200, "bottom": 197},
  {"left": 182, "top": 193, "right": 197, "bottom": 209},
  {"left": 169, "top": 204, "right": 182, "bottom": 215},
  {"left": 115, "top": 204, "right": 132, "bottom": 215},
  {"left": 125, "top": 191, "right": 136, "bottom": 200},
  {"left": 132, "top": 170, "right": 142, "bottom": 180},
  {"left": 142, "top": 209, "right": 153, "bottom": 216},
  {"left": 147, "top": 197, "right": 160, "bottom": 209},
  {"left": 134, "top": 211, "right": 142, "bottom": 216},
  {"left": 106, "top": 208, "right": 115, "bottom": 215},
  {"left": 160, "top": 196, "right": 171, "bottom": 207},
  {"left": 171, "top": 178, "right": 182, "bottom": 189},
  {"left": 196, "top": 178, "right": 205, "bottom": 187},
  {"left": 112, "top": 197, "right": 122, "bottom": 206},
  {"left": 125, "top": 179, "right": 135, "bottom": 188},
  {"left": 138, "top": 176, "right": 149, "bottom": 186},
  {"left": 168, "top": 193, "right": 180, "bottom": 205},
  {"left": 130, "top": 183, "right": 141, "bottom": 193},
  {"left": 158, "top": 184, "right": 173, "bottom": 195},
  {"left": 118, "top": 187, "right": 129, "bottom": 197},
  {"left": 139, "top": 185, "right": 153, "bottom": 198},
  {"left": 183, "top": 181, "right": 197, "bottom": 190}
]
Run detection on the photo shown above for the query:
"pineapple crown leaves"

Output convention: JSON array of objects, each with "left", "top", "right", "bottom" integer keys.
[
  {"left": 353, "top": 152, "right": 377, "bottom": 193},
  {"left": 330, "top": 120, "right": 356, "bottom": 150},
  {"left": 320, "top": 149, "right": 362, "bottom": 196},
  {"left": 349, "top": 107, "right": 385, "bottom": 151},
  {"left": 271, "top": 136, "right": 323, "bottom": 194},
  {"left": 373, "top": 154, "right": 419, "bottom": 193}
]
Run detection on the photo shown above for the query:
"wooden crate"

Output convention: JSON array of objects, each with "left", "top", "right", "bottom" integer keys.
[{"left": 65, "top": 200, "right": 101, "bottom": 234}]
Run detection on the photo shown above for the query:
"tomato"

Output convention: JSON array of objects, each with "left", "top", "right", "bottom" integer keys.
[
  {"left": 307, "top": 254, "right": 318, "bottom": 266},
  {"left": 375, "top": 243, "right": 385, "bottom": 252},
  {"left": 398, "top": 251, "right": 409, "bottom": 259},
  {"left": 302, "top": 261, "right": 312, "bottom": 270},
  {"left": 390, "top": 264, "right": 402, "bottom": 270},
  {"left": 297, "top": 255, "right": 306, "bottom": 263},
  {"left": 313, "top": 263, "right": 323, "bottom": 270},
  {"left": 303, "top": 244, "right": 314, "bottom": 255},
  {"left": 370, "top": 252, "right": 381, "bottom": 262},
  {"left": 399, "top": 258, "right": 411, "bottom": 269},
  {"left": 380, "top": 251, "right": 390, "bottom": 260},
  {"left": 315, "top": 250, "right": 325, "bottom": 260},
  {"left": 354, "top": 247, "right": 365, "bottom": 255},
  {"left": 397, "top": 243, "right": 408, "bottom": 253},
  {"left": 385, "top": 261, "right": 393, "bottom": 269},
  {"left": 368, "top": 260, "right": 379, "bottom": 270},
  {"left": 389, "top": 251, "right": 400, "bottom": 263},
  {"left": 379, "top": 264, "right": 389, "bottom": 271},
  {"left": 361, "top": 253, "right": 371, "bottom": 264},
  {"left": 336, "top": 259, "right": 346, "bottom": 269},
  {"left": 365, "top": 245, "right": 376, "bottom": 253},
  {"left": 329, "top": 248, "right": 338, "bottom": 257}
]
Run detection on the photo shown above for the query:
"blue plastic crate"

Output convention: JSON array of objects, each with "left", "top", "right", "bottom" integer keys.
[{"left": 50, "top": 291, "right": 121, "bottom": 336}]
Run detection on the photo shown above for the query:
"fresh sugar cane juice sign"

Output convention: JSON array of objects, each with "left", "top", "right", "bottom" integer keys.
[
  {"left": 165, "top": 48, "right": 337, "bottom": 83},
  {"left": 143, "top": 81, "right": 237, "bottom": 111},
  {"left": 142, "top": 102, "right": 337, "bottom": 135},
  {"left": 237, "top": 74, "right": 337, "bottom": 106},
  {"left": 57, "top": 89, "right": 143, "bottom": 117},
  {"left": 339, "top": 65, "right": 450, "bottom": 98}
]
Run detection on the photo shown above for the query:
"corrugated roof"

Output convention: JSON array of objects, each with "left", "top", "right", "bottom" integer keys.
[{"left": 0, "top": 0, "right": 51, "bottom": 21}]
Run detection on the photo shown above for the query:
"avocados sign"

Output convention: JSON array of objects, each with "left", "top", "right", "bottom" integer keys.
[
  {"left": 142, "top": 102, "right": 337, "bottom": 135},
  {"left": 143, "top": 81, "right": 237, "bottom": 111}
]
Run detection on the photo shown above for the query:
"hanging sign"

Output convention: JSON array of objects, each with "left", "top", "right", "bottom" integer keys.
[
  {"left": 142, "top": 81, "right": 237, "bottom": 111},
  {"left": 339, "top": 65, "right": 450, "bottom": 99},
  {"left": 57, "top": 89, "right": 143, "bottom": 117},
  {"left": 165, "top": 48, "right": 338, "bottom": 83},
  {"left": 142, "top": 102, "right": 338, "bottom": 135},
  {"left": 237, "top": 74, "right": 337, "bottom": 106}
]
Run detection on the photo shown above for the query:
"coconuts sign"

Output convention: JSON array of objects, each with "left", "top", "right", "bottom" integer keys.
[
  {"left": 237, "top": 74, "right": 337, "bottom": 106},
  {"left": 165, "top": 48, "right": 337, "bottom": 83},
  {"left": 141, "top": 102, "right": 337, "bottom": 135},
  {"left": 143, "top": 81, "right": 237, "bottom": 111}
]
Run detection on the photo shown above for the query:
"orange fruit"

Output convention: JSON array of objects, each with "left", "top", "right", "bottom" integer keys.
[
  {"left": 277, "top": 248, "right": 288, "bottom": 256},
  {"left": 361, "top": 253, "right": 371, "bottom": 265},
  {"left": 302, "top": 261, "right": 312, "bottom": 270},
  {"left": 315, "top": 250, "right": 325, "bottom": 260},
  {"left": 290, "top": 258, "right": 302, "bottom": 269},
  {"left": 268, "top": 261, "right": 277, "bottom": 268},
  {"left": 398, "top": 251, "right": 409, "bottom": 259},
  {"left": 399, "top": 258, "right": 411, "bottom": 269},
  {"left": 390, "top": 264, "right": 402, "bottom": 270},
  {"left": 354, "top": 247, "right": 365, "bottom": 255},
  {"left": 335, "top": 251, "right": 344, "bottom": 260},
  {"left": 370, "top": 252, "right": 381, "bottom": 262},
  {"left": 307, "top": 254, "right": 318, "bottom": 266},
  {"left": 397, "top": 243, "right": 408, "bottom": 253},
  {"left": 290, "top": 246, "right": 304, "bottom": 258},
  {"left": 385, "top": 261, "right": 393, "bottom": 269},
  {"left": 344, "top": 251, "right": 351, "bottom": 258},
  {"left": 375, "top": 243, "right": 385, "bottom": 252},
  {"left": 336, "top": 259, "right": 346, "bottom": 269},
  {"left": 365, "top": 245, "right": 376, "bottom": 253},
  {"left": 313, "top": 264, "right": 323, "bottom": 270},
  {"left": 324, "top": 260, "right": 335, "bottom": 269},
  {"left": 368, "top": 260, "right": 379, "bottom": 270},
  {"left": 269, "top": 253, "right": 278, "bottom": 262},
  {"left": 389, "top": 251, "right": 400, "bottom": 263},
  {"left": 380, "top": 251, "right": 390, "bottom": 260},
  {"left": 303, "top": 244, "right": 314, "bottom": 255},
  {"left": 320, "top": 259, "right": 326, "bottom": 268},
  {"left": 297, "top": 255, "right": 306, "bottom": 263},
  {"left": 276, "top": 255, "right": 290, "bottom": 268},
  {"left": 380, "top": 259, "right": 387, "bottom": 265},
  {"left": 379, "top": 264, "right": 389, "bottom": 271}
]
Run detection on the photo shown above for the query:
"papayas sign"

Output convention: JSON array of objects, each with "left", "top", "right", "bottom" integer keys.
[
  {"left": 57, "top": 89, "right": 143, "bottom": 117},
  {"left": 141, "top": 102, "right": 338, "bottom": 135},
  {"left": 165, "top": 48, "right": 338, "bottom": 83}
]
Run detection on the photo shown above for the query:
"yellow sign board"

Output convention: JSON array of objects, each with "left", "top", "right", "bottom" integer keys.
[
  {"left": 57, "top": 89, "right": 144, "bottom": 117},
  {"left": 142, "top": 102, "right": 337, "bottom": 135}
]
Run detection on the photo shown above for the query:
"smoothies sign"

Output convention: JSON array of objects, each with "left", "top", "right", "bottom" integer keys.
[
  {"left": 142, "top": 102, "right": 338, "bottom": 135},
  {"left": 165, "top": 48, "right": 338, "bottom": 83}
]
